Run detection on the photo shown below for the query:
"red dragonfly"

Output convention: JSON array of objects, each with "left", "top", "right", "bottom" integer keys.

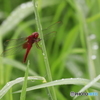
[
  {"left": 1, "top": 32, "right": 41, "bottom": 63},
  {"left": 1, "top": 21, "right": 61, "bottom": 62},
  {"left": 22, "top": 32, "right": 41, "bottom": 62}
]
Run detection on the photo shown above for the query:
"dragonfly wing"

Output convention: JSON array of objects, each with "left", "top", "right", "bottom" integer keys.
[
  {"left": 42, "top": 21, "right": 62, "bottom": 32},
  {"left": 0, "top": 44, "right": 26, "bottom": 57},
  {"left": 43, "top": 31, "right": 57, "bottom": 41},
  {"left": 3, "top": 37, "right": 26, "bottom": 47},
  {"left": 42, "top": 21, "right": 62, "bottom": 40}
]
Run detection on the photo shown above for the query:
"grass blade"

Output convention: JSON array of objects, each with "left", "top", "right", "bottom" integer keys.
[
  {"left": 20, "top": 60, "right": 30, "bottom": 100},
  {"left": 0, "top": 76, "right": 46, "bottom": 99},
  {"left": 32, "top": 0, "right": 57, "bottom": 100}
]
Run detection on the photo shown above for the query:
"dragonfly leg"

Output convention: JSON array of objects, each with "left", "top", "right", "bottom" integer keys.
[{"left": 35, "top": 43, "right": 43, "bottom": 52}]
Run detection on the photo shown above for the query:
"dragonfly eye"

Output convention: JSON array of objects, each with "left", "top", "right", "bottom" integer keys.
[{"left": 32, "top": 32, "right": 39, "bottom": 38}]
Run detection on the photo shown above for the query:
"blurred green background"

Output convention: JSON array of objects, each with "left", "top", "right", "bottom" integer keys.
[{"left": 0, "top": 0, "right": 100, "bottom": 100}]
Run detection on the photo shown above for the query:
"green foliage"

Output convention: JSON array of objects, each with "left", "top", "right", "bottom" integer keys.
[{"left": 0, "top": 0, "right": 100, "bottom": 100}]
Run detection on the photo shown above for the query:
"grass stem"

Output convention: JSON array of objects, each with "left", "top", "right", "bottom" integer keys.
[{"left": 32, "top": 0, "right": 57, "bottom": 100}]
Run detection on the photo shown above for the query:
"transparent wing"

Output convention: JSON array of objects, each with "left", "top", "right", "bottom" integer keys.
[
  {"left": 42, "top": 21, "right": 62, "bottom": 40},
  {"left": 42, "top": 21, "right": 62, "bottom": 32},
  {"left": 1, "top": 37, "right": 27, "bottom": 57},
  {"left": 0, "top": 44, "right": 26, "bottom": 57},
  {"left": 3, "top": 37, "right": 26, "bottom": 47},
  {"left": 43, "top": 31, "right": 57, "bottom": 41}
]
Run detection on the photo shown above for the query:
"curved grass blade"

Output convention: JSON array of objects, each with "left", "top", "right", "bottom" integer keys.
[{"left": 0, "top": 76, "right": 46, "bottom": 99}]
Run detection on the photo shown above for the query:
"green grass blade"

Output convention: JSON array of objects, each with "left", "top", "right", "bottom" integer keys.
[
  {"left": 20, "top": 60, "right": 30, "bottom": 100},
  {"left": 0, "top": 36, "right": 4, "bottom": 88},
  {"left": 15, "top": 78, "right": 100, "bottom": 93},
  {"left": 32, "top": 0, "right": 57, "bottom": 100},
  {"left": 0, "top": 76, "right": 46, "bottom": 99},
  {"left": 74, "top": 75, "right": 100, "bottom": 99}
]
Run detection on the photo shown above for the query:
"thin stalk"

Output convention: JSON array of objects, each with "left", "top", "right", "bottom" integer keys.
[
  {"left": 0, "top": 36, "right": 4, "bottom": 88},
  {"left": 20, "top": 61, "right": 30, "bottom": 100},
  {"left": 74, "top": 0, "right": 96, "bottom": 79},
  {"left": 32, "top": 0, "right": 57, "bottom": 100}
]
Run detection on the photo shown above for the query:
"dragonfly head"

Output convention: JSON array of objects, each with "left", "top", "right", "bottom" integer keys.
[{"left": 32, "top": 32, "right": 39, "bottom": 38}]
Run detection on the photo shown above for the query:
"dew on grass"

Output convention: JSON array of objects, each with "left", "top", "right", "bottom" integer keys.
[
  {"left": 89, "top": 34, "right": 98, "bottom": 60},
  {"left": 92, "top": 43, "right": 99, "bottom": 50},
  {"left": 91, "top": 55, "right": 96, "bottom": 60},
  {"left": 53, "top": 80, "right": 58, "bottom": 82},
  {"left": 42, "top": 52, "right": 47, "bottom": 59},
  {"left": 42, "top": 53, "right": 45, "bottom": 56},
  {"left": 89, "top": 34, "right": 96, "bottom": 40},
  {"left": 61, "top": 79, "right": 65, "bottom": 80},
  {"left": 76, "top": 78, "right": 81, "bottom": 80},
  {"left": 6, "top": 83, "right": 10, "bottom": 86}
]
